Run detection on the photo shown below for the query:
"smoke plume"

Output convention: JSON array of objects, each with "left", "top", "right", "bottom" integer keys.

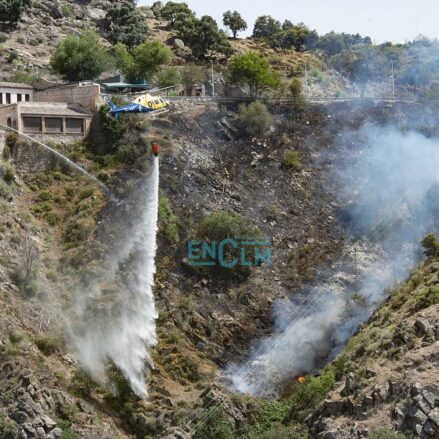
[
  {"left": 227, "top": 124, "right": 439, "bottom": 397},
  {"left": 70, "top": 158, "right": 160, "bottom": 398}
]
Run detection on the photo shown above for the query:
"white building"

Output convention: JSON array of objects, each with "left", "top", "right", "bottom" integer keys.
[{"left": 0, "top": 82, "right": 33, "bottom": 105}]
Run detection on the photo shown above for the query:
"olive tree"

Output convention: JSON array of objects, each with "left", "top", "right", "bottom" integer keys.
[{"left": 223, "top": 10, "right": 247, "bottom": 39}]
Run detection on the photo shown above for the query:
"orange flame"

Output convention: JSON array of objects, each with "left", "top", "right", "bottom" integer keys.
[{"left": 296, "top": 375, "right": 305, "bottom": 384}]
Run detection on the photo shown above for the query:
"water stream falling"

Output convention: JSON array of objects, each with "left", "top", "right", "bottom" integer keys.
[
  {"left": 72, "top": 157, "right": 160, "bottom": 398},
  {"left": 0, "top": 122, "right": 114, "bottom": 199}
]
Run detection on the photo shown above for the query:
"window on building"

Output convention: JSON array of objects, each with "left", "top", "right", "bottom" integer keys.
[
  {"left": 25, "top": 94, "right": 30, "bottom": 102},
  {"left": 17, "top": 94, "right": 22, "bottom": 102},
  {"left": 7, "top": 117, "right": 12, "bottom": 128},
  {"left": 45, "top": 117, "right": 63, "bottom": 133},
  {"left": 22, "top": 116, "right": 42, "bottom": 133},
  {"left": 6, "top": 93, "right": 11, "bottom": 104},
  {"left": 66, "top": 118, "right": 84, "bottom": 134},
  {"left": 0, "top": 94, "right": 3, "bottom": 105}
]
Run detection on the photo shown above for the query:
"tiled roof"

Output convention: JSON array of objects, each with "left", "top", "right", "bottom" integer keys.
[{"left": 0, "top": 82, "right": 33, "bottom": 90}]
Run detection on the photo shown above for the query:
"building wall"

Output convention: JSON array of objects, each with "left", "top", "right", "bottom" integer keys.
[
  {"left": 0, "top": 105, "right": 19, "bottom": 130},
  {"left": 34, "top": 83, "right": 101, "bottom": 112},
  {"left": 0, "top": 87, "right": 33, "bottom": 105}
]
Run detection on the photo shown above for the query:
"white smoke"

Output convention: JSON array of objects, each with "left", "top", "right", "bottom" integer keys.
[
  {"left": 227, "top": 125, "right": 439, "bottom": 397},
  {"left": 71, "top": 158, "right": 160, "bottom": 398}
]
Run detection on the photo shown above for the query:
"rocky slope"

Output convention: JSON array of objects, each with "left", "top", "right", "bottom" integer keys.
[
  {"left": 306, "top": 259, "right": 439, "bottom": 439},
  {"left": 0, "top": 0, "right": 352, "bottom": 97},
  {"left": 1, "top": 99, "right": 438, "bottom": 439}
]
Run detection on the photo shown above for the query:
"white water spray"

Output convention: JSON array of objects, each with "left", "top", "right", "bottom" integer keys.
[{"left": 72, "top": 157, "right": 160, "bottom": 397}]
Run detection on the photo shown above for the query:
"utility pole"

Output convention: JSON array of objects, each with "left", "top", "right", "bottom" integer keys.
[
  {"left": 210, "top": 60, "right": 215, "bottom": 100},
  {"left": 390, "top": 60, "right": 395, "bottom": 98},
  {"left": 354, "top": 247, "right": 359, "bottom": 295},
  {"left": 304, "top": 61, "right": 309, "bottom": 96}
]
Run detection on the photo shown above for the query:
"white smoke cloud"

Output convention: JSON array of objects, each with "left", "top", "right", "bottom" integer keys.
[
  {"left": 70, "top": 158, "right": 160, "bottom": 398},
  {"left": 227, "top": 124, "right": 439, "bottom": 397}
]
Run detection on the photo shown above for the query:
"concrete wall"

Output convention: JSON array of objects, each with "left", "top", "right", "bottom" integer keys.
[
  {"left": 0, "top": 130, "right": 4, "bottom": 158},
  {"left": 0, "top": 105, "right": 18, "bottom": 129},
  {"left": 29, "top": 133, "right": 86, "bottom": 145},
  {"left": 0, "top": 87, "right": 33, "bottom": 105},
  {"left": 34, "top": 83, "right": 101, "bottom": 112}
]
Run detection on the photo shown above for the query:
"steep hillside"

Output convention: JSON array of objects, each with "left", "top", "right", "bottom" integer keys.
[
  {"left": 305, "top": 257, "right": 439, "bottom": 439},
  {"left": 1, "top": 98, "right": 439, "bottom": 439},
  {"left": 0, "top": 0, "right": 350, "bottom": 97}
]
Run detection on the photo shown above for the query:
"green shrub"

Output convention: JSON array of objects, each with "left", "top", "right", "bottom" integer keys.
[
  {"left": 285, "top": 369, "right": 335, "bottom": 422},
  {"left": 166, "top": 329, "right": 180, "bottom": 344},
  {"left": 368, "top": 428, "right": 412, "bottom": 439},
  {"left": 196, "top": 210, "right": 263, "bottom": 279},
  {"left": 421, "top": 233, "right": 439, "bottom": 257},
  {"left": 2, "top": 164, "right": 15, "bottom": 183},
  {"left": 104, "top": 366, "right": 135, "bottom": 409},
  {"left": 69, "top": 369, "right": 99, "bottom": 399},
  {"left": 61, "top": 430, "right": 80, "bottom": 439},
  {"left": 282, "top": 151, "right": 301, "bottom": 170},
  {"left": 238, "top": 101, "right": 273, "bottom": 138},
  {"left": 116, "top": 143, "right": 141, "bottom": 165},
  {"left": 3, "top": 343, "right": 21, "bottom": 356},
  {"left": 0, "top": 414, "right": 18, "bottom": 438},
  {"left": 10, "top": 71, "right": 38, "bottom": 84},
  {"left": 158, "top": 196, "right": 179, "bottom": 243},
  {"left": 61, "top": 3, "right": 74, "bottom": 17},
  {"left": 0, "top": 180, "right": 11, "bottom": 199},
  {"left": 43, "top": 211, "right": 61, "bottom": 226},
  {"left": 32, "top": 333, "right": 63, "bottom": 355},
  {"left": 242, "top": 399, "right": 291, "bottom": 437},
  {"left": 32, "top": 201, "right": 52, "bottom": 214},
  {"left": 38, "top": 190, "right": 52, "bottom": 201},
  {"left": 253, "top": 423, "right": 308, "bottom": 439},
  {"left": 410, "top": 285, "right": 439, "bottom": 311},
  {"left": 10, "top": 260, "right": 38, "bottom": 298},
  {"left": 193, "top": 408, "right": 234, "bottom": 439},
  {"left": 65, "top": 187, "right": 75, "bottom": 200},
  {"left": 78, "top": 188, "right": 94, "bottom": 201},
  {"left": 64, "top": 219, "right": 92, "bottom": 247},
  {"left": 289, "top": 78, "right": 306, "bottom": 111}
]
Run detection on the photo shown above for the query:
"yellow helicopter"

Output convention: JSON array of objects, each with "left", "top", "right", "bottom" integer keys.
[{"left": 107, "top": 94, "right": 169, "bottom": 118}]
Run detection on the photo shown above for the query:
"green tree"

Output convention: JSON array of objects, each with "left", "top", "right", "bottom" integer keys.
[
  {"left": 156, "top": 66, "right": 181, "bottom": 88},
  {"left": 103, "top": 0, "right": 148, "bottom": 50},
  {"left": 397, "top": 57, "right": 434, "bottom": 97},
  {"left": 51, "top": 31, "right": 111, "bottom": 81},
  {"left": 281, "top": 23, "right": 319, "bottom": 51},
  {"left": 317, "top": 32, "right": 372, "bottom": 56},
  {"left": 253, "top": 15, "right": 281, "bottom": 40},
  {"left": 151, "top": 1, "right": 163, "bottom": 18},
  {"left": 0, "top": 0, "right": 31, "bottom": 24},
  {"left": 330, "top": 47, "right": 387, "bottom": 97},
  {"left": 160, "top": 1, "right": 194, "bottom": 25},
  {"left": 181, "top": 64, "right": 205, "bottom": 88},
  {"left": 176, "top": 15, "right": 232, "bottom": 59},
  {"left": 228, "top": 51, "right": 280, "bottom": 98},
  {"left": 289, "top": 78, "right": 306, "bottom": 113},
  {"left": 223, "top": 10, "right": 247, "bottom": 39},
  {"left": 115, "top": 40, "right": 172, "bottom": 81}
]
